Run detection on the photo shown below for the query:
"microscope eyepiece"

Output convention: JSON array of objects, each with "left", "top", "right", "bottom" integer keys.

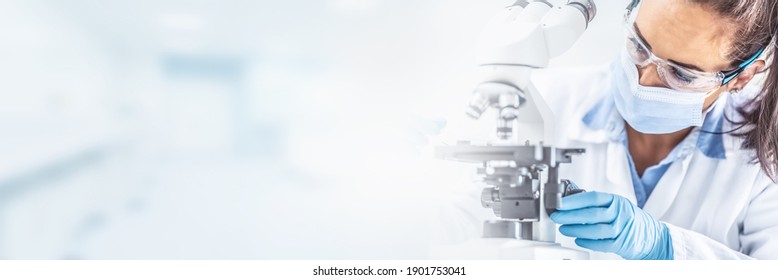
[{"left": 567, "top": 0, "right": 597, "bottom": 24}]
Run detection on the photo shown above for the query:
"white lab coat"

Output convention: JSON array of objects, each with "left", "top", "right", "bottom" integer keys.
[{"left": 433, "top": 64, "right": 778, "bottom": 260}]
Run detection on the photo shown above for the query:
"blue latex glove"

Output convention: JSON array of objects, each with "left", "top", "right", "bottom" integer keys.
[{"left": 549, "top": 191, "right": 674, "bottom": 260}]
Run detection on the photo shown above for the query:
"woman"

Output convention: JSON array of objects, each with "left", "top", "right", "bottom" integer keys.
[
  {"left": 542, "top": 0, "right": 778, "bottom": 260},
  {"left": 436, "top": 0, "right": 778, "bottom": 259}
]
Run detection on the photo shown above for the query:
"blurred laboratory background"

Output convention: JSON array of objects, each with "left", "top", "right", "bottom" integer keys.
[{"left": 0, "top": 0, "right": 623, "bottom": 259}]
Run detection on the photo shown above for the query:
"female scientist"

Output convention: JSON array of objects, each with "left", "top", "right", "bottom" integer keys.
[
  {"left": 437, "top": 0, "right": 778, "bottom": 260},
  {"left": 541, "top": 0, "right": 778, "bottom": 259}
]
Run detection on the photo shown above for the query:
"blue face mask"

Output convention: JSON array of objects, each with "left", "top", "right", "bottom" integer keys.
[{"left": 611, "top": 49, "right": 716, "bottom": 134}]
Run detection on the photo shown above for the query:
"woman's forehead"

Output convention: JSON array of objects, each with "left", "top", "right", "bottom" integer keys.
[{"left": 636, "top": 0, "right": 735, "bottom": 72}]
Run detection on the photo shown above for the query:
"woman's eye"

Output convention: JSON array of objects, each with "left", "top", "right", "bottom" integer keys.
[{"left": 669, "top": 66, "right": 695, "bottom": 84}]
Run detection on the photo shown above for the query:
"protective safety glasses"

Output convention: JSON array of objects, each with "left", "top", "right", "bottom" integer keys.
[{"left": 623, "top": 0, "right": 764, "bottom": 92}]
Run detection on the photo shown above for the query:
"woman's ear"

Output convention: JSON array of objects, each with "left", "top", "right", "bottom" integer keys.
[{"left": 726, "top": 60, "right": 766, "bottom": 92}]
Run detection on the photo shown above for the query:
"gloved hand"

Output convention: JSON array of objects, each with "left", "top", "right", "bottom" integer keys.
[{"left": 549, "top": 191, "right": 674, "bottom": 260}]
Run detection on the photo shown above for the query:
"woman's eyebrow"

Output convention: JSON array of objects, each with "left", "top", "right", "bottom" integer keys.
[
  {"left": 634, "top": 23, "right": 705, "bottom": 72},
  {"left": 633, "top": 23, "right": 654, "bottom": 50},
  {"left": 668, "top": 59, "right": 704, "bottom": 72}
]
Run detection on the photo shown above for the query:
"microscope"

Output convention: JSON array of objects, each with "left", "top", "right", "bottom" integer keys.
[{"left": 432, "top": 0, "right": 596, "bottom": 259}]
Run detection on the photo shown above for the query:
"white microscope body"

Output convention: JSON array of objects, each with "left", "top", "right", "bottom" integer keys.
[
  {"left": 468, "top": 0, "right": 596, "bottom": 143},
  {"left": 432, "top": 0, "right": 596, "bottom": 260}
]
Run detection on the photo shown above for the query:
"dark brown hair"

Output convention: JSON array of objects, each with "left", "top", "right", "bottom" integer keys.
[{"left": 690, "top": 0, "right": 778, "bottom": 179}]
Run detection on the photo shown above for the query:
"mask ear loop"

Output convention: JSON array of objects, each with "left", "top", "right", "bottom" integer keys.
[
  {"left": 698, "top": 48, "right": 761, "bottom": 134},
  {"left": 701, "top": 47, "right": 767, "bottom": 135}
]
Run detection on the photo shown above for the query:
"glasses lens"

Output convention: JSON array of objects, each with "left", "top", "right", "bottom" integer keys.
[
  {"left": 623, "top": 4, "right": 724, "bottom": 92},
  {"left": 657, "top": 63, "right": 721, "bottom": 92},
  {"left": 626, "top": 35, "right": 650, "bottom": 64}
]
